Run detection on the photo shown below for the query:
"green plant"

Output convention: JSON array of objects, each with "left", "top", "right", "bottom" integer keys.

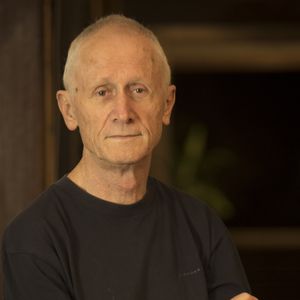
[{"left": 175, "top": 123, "right": 236, "bottom": 219}]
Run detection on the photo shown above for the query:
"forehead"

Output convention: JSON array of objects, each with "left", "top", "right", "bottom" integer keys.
[{"left": 74, "top": 29, "right": 162, "bottom": 87}]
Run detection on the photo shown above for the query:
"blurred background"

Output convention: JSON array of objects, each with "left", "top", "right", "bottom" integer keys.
[{"left": 1, "top": 0, "right": 300, "bottom": 298}]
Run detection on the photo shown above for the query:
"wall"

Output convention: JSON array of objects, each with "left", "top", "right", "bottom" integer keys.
[{"left": 0, "top": 0, "right": 44, "bottom": 297}]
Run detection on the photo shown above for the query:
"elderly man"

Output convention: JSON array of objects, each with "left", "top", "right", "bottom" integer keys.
[{"left": 2, "top": 15, "right": 258, "bottom": 300}]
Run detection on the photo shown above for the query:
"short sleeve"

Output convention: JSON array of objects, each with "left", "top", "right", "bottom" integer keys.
[
  {"left": 207, "top": 227, "right": 251, "bottom": 300},
  {"left": 2, "top": 251, "right": 73, "bottom": 300}
]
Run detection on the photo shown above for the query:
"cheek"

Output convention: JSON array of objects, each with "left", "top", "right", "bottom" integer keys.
[
  {"left": 144, "top": 106, "right": 164, "bottom": 136},
  {"left": 152, "top": 104, "right": 165, "bottom": 125},
  {"left": 76, "top": 110, "right": 100, "bottom": 141}
]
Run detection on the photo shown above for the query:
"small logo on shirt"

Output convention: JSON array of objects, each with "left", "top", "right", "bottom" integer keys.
[{"left": 179, "top": 267, "right": 201, "bottom": 277}]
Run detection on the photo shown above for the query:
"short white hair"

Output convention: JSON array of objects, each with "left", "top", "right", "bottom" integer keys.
[{"left": 63, "top": 14, "right": 171, "bottom": 90}]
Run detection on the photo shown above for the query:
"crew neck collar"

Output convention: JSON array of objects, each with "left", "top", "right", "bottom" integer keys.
[{"left": 55, "top": 175, "right": 156, "bottom": 217}]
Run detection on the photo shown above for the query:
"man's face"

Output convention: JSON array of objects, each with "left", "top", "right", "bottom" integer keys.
[{"left": 58, "top": 29, "right": 175, "bottom": 167}]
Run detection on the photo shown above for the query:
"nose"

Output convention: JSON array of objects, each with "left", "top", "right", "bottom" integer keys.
[{"left": 112, "top": 92, "right": 134, "bottom": 124}]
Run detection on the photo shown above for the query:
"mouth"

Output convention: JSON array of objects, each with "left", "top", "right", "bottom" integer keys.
[{"left": 106, "top": 133, "right": 142, "bottom": 140}]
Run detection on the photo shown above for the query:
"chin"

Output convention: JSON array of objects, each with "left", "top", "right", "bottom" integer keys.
[{"left": 105, "top": 152, "right": 150, "bottom": 166}]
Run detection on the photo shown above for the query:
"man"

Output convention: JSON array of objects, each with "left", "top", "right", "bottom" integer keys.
[{"left": 2, "top": 15, "right": 258, "bottom": 300}]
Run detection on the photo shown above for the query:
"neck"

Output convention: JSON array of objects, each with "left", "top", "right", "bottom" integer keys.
[{"left": 68, "top": 153, "right": 151, "bottom": 205}]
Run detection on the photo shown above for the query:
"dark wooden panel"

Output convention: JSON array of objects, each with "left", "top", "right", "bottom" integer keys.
[
  {"left": 53, "top": 0, "right": 91, "bottom": 176},
  {"left": 240, "top": 249, "right": 300, "bottom": 299},
  {"left": 123, "top": 0, "right": 300, "bottom": 24},
  {"left": 0, "top": 0, "right": 44, "bottom": 296}
]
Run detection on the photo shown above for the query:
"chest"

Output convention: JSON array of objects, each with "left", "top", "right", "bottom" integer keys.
[{"left": 64, "top": 207, "right": 209, "bottom": 300}]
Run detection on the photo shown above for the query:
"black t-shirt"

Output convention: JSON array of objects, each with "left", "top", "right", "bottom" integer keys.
[{"left": 2, "top": 176, "right": 250, "bottom": 300}]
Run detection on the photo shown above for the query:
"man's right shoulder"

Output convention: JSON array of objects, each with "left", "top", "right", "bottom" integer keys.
[{"left": 2, "top": 181, "right": 64, "bottom": 255}]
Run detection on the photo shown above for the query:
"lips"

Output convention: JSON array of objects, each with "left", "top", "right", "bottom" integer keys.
[{"left": 106, "top": 133, "right": 142, "bottom": 139}]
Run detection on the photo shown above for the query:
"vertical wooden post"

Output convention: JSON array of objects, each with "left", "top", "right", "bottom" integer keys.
[
  {"left": 43, "top": 0, "right": 58, "bottom": 185},
  {"left": 0, "top": 0, "right": 45, "bottom": 296}
]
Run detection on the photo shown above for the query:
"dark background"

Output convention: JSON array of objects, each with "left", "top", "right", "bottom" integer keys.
[
  {"left": 173, "top": 72, "right": 300, "bottom": 227},
  {"left": 1, "top": 0, "right": 300, "bottom": 298}
]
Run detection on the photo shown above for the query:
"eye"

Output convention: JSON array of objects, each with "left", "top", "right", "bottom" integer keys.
[
  {"left": 134, "top": 87, "right": 145, "bottom": 94},
  {"left": 97, "top": 89, "right": 107, "bottom": 97},
  {"left": 94, "top": 85, "right": 113, "bottom": 98},
  {"left": 130, "top": 84, "right": 149, "bottom": 98}
]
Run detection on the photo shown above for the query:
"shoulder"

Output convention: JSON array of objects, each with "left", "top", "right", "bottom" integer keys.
[
  {"left": 150, "top": 177, "right": 235, "bottom": 267},
  {"left": 151, "top": 177, "right": 219, "bottom": 218},
  {"left": 2, "top": 177, "right": 69, "bottom": 255},
  {"left": 150, "top": 176, "right": 228, "bottom": 237}
]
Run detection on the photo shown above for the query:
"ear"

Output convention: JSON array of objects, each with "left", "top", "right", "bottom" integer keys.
[
  {"left": 162, "top": 84, "right": 176, "bottom": 126},
  {"left": 56, "top": 90, "right": 78, "bottom": 131}
]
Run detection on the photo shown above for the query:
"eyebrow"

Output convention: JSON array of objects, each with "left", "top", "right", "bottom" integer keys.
[
  {"left": 88, "top": 78, "right": 112, "bottom": 92},
  {"left": 127, "top": 80, "right": 145, "bottom": 87},
  {"left": 87, "top": 76, "right": 153, "bottom": 96},
  {"left": 90, "top": 77, "right": 111, "bottom": 87}
]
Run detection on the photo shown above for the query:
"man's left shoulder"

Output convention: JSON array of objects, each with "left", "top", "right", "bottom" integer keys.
[
  {"left": 150, "top": 177, "right": 230, "bottom": 256},
  {"left": 150, "top": 177, "right": 218, "bottom": 221}
]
